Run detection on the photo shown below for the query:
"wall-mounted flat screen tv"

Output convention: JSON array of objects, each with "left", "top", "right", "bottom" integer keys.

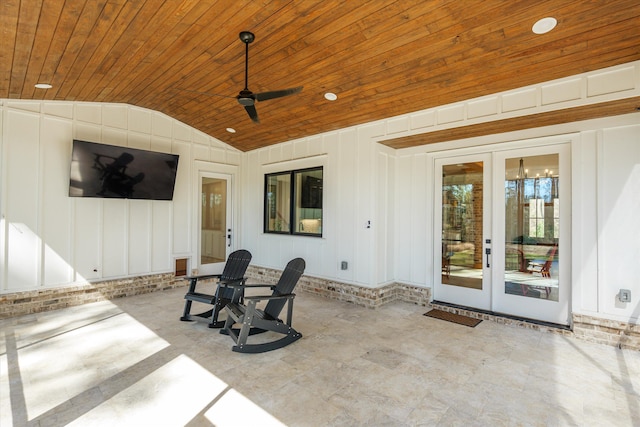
[{"left": 69, "top": 140, "right": 179, "bottom": 200}]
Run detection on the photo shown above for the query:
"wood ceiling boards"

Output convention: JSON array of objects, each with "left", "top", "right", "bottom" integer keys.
[{"left": 2, "top": 1, "right": 640, "bottom": 152}]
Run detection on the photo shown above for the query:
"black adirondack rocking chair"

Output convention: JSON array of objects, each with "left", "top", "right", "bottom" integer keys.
[
  {"left": 180, "top": 249, "right": 252, "bottom": 328},
  {"left": 221, "top": 258, "right": 305, "bottom": 353}
]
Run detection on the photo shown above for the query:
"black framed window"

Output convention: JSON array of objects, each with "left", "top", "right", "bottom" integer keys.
[{"left": 264, "top": 167, "right": 323, "bottom": 236}]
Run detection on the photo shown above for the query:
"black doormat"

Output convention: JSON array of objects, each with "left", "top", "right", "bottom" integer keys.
[{"left": 423, "top": 309, "right": 482, "bottom": 327}]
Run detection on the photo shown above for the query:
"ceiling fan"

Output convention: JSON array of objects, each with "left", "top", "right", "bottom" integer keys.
[{"left": 234, "top": 31, "right": 303, "bottom": 123}]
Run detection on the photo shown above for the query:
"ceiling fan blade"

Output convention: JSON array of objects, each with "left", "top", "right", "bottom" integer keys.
[
  {"left": 244, "top": 104, "right": 260, "bottom": 123},
  {"left": 255, "top": 86, "right": 303, "bottom": 102}
]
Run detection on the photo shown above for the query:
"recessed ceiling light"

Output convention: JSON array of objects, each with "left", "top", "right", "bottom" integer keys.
[
  {"left": 226, "top": 127, "right": 236, "bottom": 133},
  {"left": 324, "top": 92, "right": 338, "bottom": 101},
  {"left": 35, "top": 83, "right": 52, "bottom": 89},
  {"left": 532, "top": 17, "right": 557, "bottom": 35}
]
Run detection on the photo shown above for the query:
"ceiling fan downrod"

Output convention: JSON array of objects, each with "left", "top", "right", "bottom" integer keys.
[{"left": 239, "top": 31, "right": 254, "bottom": 92}]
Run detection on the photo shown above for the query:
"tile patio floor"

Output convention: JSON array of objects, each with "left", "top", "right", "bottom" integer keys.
[{"left": 1, "top": 286, "right": 639, "bottom": 426}]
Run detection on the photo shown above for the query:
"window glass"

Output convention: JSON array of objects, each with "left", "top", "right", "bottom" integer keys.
[
  {"left": 295, "top": 169, "right": 323, "bottom": 235},
  {"left": 264, "top": 167, "right": 323, "bottom": 236},
  {"left": 265, "top": 172, "right": 291, "bottom": 233}
]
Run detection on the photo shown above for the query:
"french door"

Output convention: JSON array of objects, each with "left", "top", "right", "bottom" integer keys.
[
  {"left": 198, "top": 172, "right": 232, "bottom": 275},
  {"left": 492, "top": 144, "right": 570, "bottom": 324},
  {"left": 434, "top": 143, "right": 570, "bottom": 325},
  {"left": 434, "top": 153, "right": 493, "bottom": 310}
]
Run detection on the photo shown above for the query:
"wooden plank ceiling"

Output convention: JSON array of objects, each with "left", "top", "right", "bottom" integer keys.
[{"left": 2, "top": 0, "right": 640, "bottom": 152}]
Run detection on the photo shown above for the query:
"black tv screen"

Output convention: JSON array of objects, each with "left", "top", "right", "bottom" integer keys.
[{"left": 69, "top": 140, "right": 179, "bottom": 200}]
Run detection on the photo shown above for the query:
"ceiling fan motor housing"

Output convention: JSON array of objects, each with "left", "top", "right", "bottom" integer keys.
[{"left": 237, "top": 91, "right": 255, "bottom": 106}]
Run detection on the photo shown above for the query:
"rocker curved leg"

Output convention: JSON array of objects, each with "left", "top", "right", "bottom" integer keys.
[{"left": 232, "top": 329, "right": 302, "bottom": 353}]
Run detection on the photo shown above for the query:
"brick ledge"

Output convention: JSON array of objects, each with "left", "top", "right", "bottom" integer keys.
[
  {"left": 0, "top": 273, "right": 182, "bottom": 319},
  {"left": 246, "top": 265, "right": 430, "bottom": 309}
]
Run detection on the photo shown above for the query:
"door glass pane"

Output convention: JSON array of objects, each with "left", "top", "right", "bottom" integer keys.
[
  {"left": 504, "top": 155, "right": 559, "bottom": 301},
  {"left": 442, "top": 162, "right": 483, "bottom": 289},
  {"left": 201, "top": 177, "right": 227, "bottom": 265}
]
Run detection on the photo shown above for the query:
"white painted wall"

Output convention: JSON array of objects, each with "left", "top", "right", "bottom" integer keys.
[
  {"left": 0, "top": 101, "right": 240, "bottom": 291},
  {"left": 570, "top": 125, "right": 640, "bottom": 324},
  {"left": 596, "top": 126, "right": 640, "bottom": 322},
  {"left": 239, "top": 124, "right": 392, "bottom": 287}
]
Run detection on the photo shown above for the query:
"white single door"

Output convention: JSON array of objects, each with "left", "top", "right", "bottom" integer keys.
[
  {"left": 434, "top": 153, "right": 492, "bottom": 311},
  {"left": 198, "top": 172, "right": 232, "bottom": 275},
  {"left": 492, "top": 143, "right": 570, "bottom": 325}
]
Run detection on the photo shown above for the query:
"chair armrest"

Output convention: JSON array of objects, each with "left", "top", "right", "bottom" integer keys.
[
  {"left": 244, "top": 293, "right": 295, "bottom": 302},
  {"left": 223, "top": 283, "right": 276, "bottom": 291},
  {"left": 183, "top": 274, "right": 224, "bottom": 293},
  {"left": 242, "top": 283, "right": 276, "bottom": 289},
  {"left": 218, "top": 280, "right": 251, "bottom": 290},
  {"left": 218, "top": 277, "right": 247, "bottom": 285}
]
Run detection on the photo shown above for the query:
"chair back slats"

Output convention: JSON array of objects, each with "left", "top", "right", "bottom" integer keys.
[
  {"left": 541, "top": 245, "right": 558, "bottom": 278},
  {"left": 264, "top": 258, "right": 305, "bottom": 319},
  {"left": 181, "top": 249, "right": 252, "bottom": 327},
  {"left": 220, "top": 249, "right": 252, "bottom": 281}
]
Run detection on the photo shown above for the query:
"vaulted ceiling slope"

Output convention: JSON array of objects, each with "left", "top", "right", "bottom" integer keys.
[{"left": 2, "top": 1, "right": 640, "bottom": 151}]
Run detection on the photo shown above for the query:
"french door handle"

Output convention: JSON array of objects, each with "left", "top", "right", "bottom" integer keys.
[{"left": 485, "top": 248, "right": 491, "bottom": 267}]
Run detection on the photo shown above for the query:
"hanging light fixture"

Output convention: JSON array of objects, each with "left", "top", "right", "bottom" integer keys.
[
  {"left": 518, "top": 158, "right": 525, "bottom": 179},
  {"left": 516, "top": 158, "right": 526, "bottom": 245}
]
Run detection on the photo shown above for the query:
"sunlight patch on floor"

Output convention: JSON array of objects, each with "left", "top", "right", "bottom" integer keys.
[
  {"left": 4, "top": 304, "right": 169, "bottom": 420},
  {"left": 205, "top": 388, "right": 287, "bottom": 427},
  {"left": 68, "top": 354, "right": 227, "bottom": 426},
  {"left": 0, "top": 355, "right": 13, "bottom": 425},
  {"left": 2, "top": 299, "right": 289, "bottom": 426}
]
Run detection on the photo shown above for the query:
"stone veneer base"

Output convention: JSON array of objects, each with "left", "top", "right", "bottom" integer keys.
[
  {"left": 1, "top": 267, "right": 637, "bottom": 351},
  {"left": 245, "top": 265, "right": 431, "bottom": 309},
  {"left": 430, "top": 302, "right": 639, "bottom": 351},
  {"left": 572, "top": 313, "right": 639, "bottom": 351},
  {"left": 0, "top": 273, "right": 182, "bottom": 319}
]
